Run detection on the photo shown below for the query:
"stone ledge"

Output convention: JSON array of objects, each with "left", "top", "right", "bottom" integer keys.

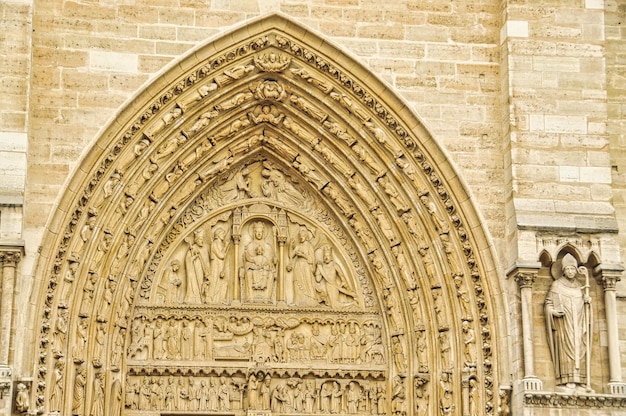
[
  {"left": 517, "top": 211, "right": 619, "bottom": 234},
  {"left": 523, "top": 391, "right": 626, "bottom": 409}
]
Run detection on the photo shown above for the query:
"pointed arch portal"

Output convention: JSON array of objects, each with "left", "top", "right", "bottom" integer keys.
[{"left": 33, "top": 14, "right": 505, "bottom": 416}]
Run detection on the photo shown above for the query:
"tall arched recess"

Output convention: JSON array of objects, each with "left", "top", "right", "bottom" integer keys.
[{"left": 31, "top": 13, "right": 506, "bottom": 416}]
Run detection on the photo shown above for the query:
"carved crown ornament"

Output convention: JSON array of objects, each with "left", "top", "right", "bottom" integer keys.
[{"left": 31, "top": 14, "right": 504, "bottom": 416}]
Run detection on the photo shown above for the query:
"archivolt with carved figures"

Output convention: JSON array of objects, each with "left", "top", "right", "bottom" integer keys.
[{"left": 31, "top": 13, "right": 504, "bottom": 416}]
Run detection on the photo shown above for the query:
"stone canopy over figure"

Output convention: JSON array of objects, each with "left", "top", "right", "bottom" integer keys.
[
  {"left": 243, "top": 221, "right": 277, "bottom": 302},
  {"left": 544, "top": 253, "right": 591, "bottom": 390}
]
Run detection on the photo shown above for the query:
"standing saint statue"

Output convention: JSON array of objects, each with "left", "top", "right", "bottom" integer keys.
[
  {"left": 208, "top": 227, "right": 229, "bottom": 304},
  {"left": 288, "top": 227, "right": 317, "bottom": 306},
  {"left": 184, "top": 229, "right": 210, "bottom": 304},
  {"left": 243, "top": 221, "right": 277, "bottom": 302},
  {"left": 544, "top": 253, "right": 591, "bottom": 389}
]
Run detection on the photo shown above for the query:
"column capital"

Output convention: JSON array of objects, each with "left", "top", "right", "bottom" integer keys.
[
  {"left": 594, "top": 263, "right": 624, "bottom": 291},
  {"left": 0, "top": 247, "right": 23, "bottom": 268},
  {"left": 507, "top": 262, "right": 541, "bottom": 289}
]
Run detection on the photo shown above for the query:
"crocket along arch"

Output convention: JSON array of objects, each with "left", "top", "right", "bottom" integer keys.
[{"left": 31, "top": 13, "right": 506, "bottom": 416}]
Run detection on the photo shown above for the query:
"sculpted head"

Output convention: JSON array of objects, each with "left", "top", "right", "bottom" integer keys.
[
  {"left": 253, "top": 222, "right": 265, "bottom": 240},
  {"left": 561, "top": 254, "right": 578, "bottom": 279}
]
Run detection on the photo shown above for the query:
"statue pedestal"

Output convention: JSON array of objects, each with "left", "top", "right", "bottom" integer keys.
[
  {"left": 608, "top": 382, "right": 626, "bottom": 395},
  {"left": 521, "top": 377, "right": 542, "bottom": 391}
]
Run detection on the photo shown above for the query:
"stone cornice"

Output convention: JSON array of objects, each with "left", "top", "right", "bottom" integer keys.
[{"left": 523, "top": 391, "right": 626, "bottom": 409}]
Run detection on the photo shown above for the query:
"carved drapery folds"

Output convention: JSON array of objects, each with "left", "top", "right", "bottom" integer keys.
[
  {"left": 32, "top": 14, "right": 500, "bottom": 416},
  {"left": 516, "top": 239, "right": 626, "bottom": 399}
]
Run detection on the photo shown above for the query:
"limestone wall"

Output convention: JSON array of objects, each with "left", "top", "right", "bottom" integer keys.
[{"left": 0, "top": 0, "right": 624, "bottom": 414}]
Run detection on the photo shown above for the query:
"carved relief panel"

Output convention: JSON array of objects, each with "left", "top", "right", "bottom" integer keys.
[
  {"left": 123, "top": 160, "right": 385, "bottom": 414},
  {"left": 32, "top": 17, "right": 500, "bottom": 416}
]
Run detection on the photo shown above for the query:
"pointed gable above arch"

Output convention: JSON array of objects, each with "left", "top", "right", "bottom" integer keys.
[{"left": 33, "top": 13, "right": 506, "bottom": 416}]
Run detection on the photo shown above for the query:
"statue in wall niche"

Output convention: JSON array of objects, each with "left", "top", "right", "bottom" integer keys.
[
  {"left": 290, "top": 94, "right": 327, "bottom": 122},
  {"left": 439, "top": 372, "right": 453, "bottom": 415},
  {"left": 544, "top": 253, "right": 591, "bottom": 390},
  {"left": 49, "top": 358, "right": 64, "bottom": 411},
  {"left": 72, "top": 365, "right": 87, "bottom": 416},
  {"left": 418, "top": 244, "right": 437, "bottom": 288},
  {"left": 111, "top": 379, "right": 123, "bottom": 416},
  {"left": 391, "top": 376, "right": 406, "bottom": 416},
  {"left": 186, "top": 108, "right": 219, "bottom": 137},
  {"left": 15, "top": 382, "right": 29, "bottom": 413},
  {"left": 261, "top": 163, "right": 307, "bottom": 207},
  {"left": 414, "top": 375, "right": 429, "bottom": 416},
  {"left": 243, "top": 221, "right": 277, "bottom": 303},
  {"left": 248, "top": 104, "right": 285, "bottom": 125},
  {"left": 348, "top": 174, "right": 378, "bottom": 211},
  {"left": 468, "top": 378, "right": 479, "bottom": 416},
  {"left": 111, "top": 327, "right": 125, "bottom": 371},
  {"left": 52, "top": 308, "right": 68, "bottom": 355},
  {"left": 79, "top": 272, "right": 98, "bottom": 317},
  {"left": 73, "top": 318, "right": 88, "bottom": 363},
  {"left": 254, "top": 51, "right": 291, "bottom": 72},
  {"left": 90, "top": 371, "right": 105, "bottom": 416},
  {"left": 178, "top": 82, "right": 217, "bottom": 110},
  {"left": 323, "top": 120, "right": 356, "bottom": 146},
  {"left": 283, "top": 116, "right": 319, "bottom": 146},
  {"left": 293, "top": 156, "right": 327, "bottom": 189},
  {"left": 143, "top": 105, "right": 183, "bottom": 139},
  {"left": 214, "top": 64, "right": 255, "bottom": 87},
  {"left": 290, "top": 66, "right": 333, "bottom": 93},
  {"left": 165, "top": 320, "right": 181, "bottom": 360},
  {"left": 207, "top": 227, "right": 229, "bottom": 304},
  {"left": 89, "top": 230, "right": 113, "bottom": 272},
  {"left": 315, "top": 245, "right": 357, "bottom": 308},
  {"left": 352, "top": 143, "right": 383, "bottom": 177},
  {"left": 151, "top": 134, "right": 187, "bottom": 163},
  {"left": 184, "top": 229, "right": 210, "bottom": 304},
  {"left": 288, "top": 226, "right": 317, "bottom": 306},
  {"left": 218, "top": 377, "right": 231, "bottom": 411},
  {"left": 462, "top": 320, "right": 477, "bottom": 368}
]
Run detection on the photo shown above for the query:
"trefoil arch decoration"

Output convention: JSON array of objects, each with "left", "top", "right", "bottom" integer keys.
[{"left": 31, "top": 13, "right": 505, "bottom": 416}]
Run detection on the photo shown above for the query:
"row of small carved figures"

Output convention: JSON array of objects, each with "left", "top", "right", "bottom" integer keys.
[
  {"left": 126, "top": 318, "right": 386, "bottom": 366},
  {"left": 125, "top": 375, "right": 388, "bottom": 415}
]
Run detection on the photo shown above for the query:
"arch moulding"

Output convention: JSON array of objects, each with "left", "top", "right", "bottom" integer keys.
[{"left": 30, "top": 13, "right": 507, "bottom": 416}]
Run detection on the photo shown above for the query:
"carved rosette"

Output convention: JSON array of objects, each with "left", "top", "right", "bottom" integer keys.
[{"left": 33, "top": 15, "right": 499, "bottom": 416}]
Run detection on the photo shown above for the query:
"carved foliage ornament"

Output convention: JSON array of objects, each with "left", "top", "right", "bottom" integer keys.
[{"left": 34, "top": 18, "right": 497, "bottom": 416}]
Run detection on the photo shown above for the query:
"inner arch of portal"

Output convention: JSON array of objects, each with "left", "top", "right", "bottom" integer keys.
[{"left": 31, "top": 13, "right": 504, "bottom": 416}]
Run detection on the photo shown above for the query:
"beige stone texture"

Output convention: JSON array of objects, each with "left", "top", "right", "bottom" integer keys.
[{"left": 0, "top": 0, "right": 623, "bottom": 415}]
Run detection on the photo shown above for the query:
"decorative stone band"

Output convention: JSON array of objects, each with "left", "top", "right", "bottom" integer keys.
[{"left": 523, "top": 392, "right": 626, "bottom": 409}]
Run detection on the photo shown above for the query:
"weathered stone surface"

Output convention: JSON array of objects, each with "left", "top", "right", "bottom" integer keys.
[{"left": 0, "top": 3, "right": 624, "bottom": 416}]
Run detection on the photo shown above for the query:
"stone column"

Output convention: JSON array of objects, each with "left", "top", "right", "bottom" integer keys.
[
  {"left": 0, "top": 248, "right": 22, "bottom": 415},
  {"left": 276, "top": 237, "right": 286, "bottom": 304},
  {"left": 0, "top": 249, "right": 21, "bottom": 365},
  {"left": 511, "top": 266, "right": 542, "bottom": 391},
  {"left": 598, "top": 265, "right": 626, "bottom": 394}
]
